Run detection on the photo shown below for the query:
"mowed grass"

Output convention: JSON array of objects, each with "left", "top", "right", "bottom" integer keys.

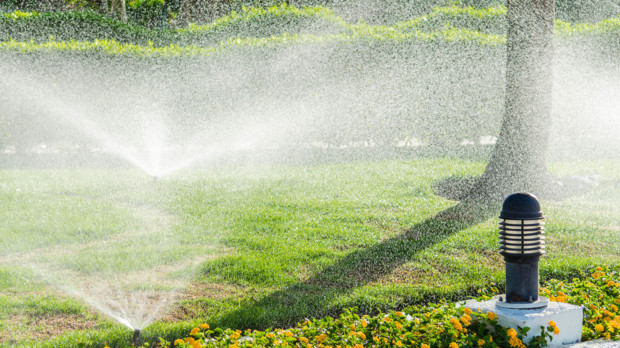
[{"left": 0, "top": 158, "right": 619, "bottom": 346}]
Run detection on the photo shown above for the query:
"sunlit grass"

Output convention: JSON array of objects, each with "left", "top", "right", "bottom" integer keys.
[{"left": 0, "top": 158, "right": 618, "bottom": 346}]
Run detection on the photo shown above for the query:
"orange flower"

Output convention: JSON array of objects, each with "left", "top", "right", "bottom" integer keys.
[
  {"left": 596, "top": 324, "right": 605, "bottom": 332},
  {"left": 507, "top": 328, "right": 517, "bottom": 338},
  {"left": 190, "top": 327, "right": 200, "bottom": 336},
  {"left": 486, "top": 311, "right": 497, "bottom": 320},
  {"left": 200, "top": 323, "right": 210, "bottom": 329},
  {"left": 317, "top": 334, "right": 328, "bottom": 343}
]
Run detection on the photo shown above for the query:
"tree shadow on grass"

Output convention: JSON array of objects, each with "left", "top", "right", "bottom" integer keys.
[{"left": 212, "top": 199, "right": 498, "bottom": 330}]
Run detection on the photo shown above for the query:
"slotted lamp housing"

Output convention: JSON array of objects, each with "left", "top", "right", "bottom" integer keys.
[{"left": 499, "top": 192, "right": 545, "bottom": 304}]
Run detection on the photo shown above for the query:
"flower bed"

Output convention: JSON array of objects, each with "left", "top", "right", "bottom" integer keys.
[{"left": 146, "top": 266, "right": 619, "bottom": 348}]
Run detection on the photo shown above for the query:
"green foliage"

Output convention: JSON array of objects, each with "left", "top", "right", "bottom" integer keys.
[
  {"left": 143, "top": 266, "right": 620, "bottom": 348},
  {"left": 127, "top": 0, "right": 166, "bottom": 28}
]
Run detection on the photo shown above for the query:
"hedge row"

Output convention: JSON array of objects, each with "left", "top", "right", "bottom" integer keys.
[
  {"left": 1, "top": 5, "right": 618, "bottom": 153},
  {"left": 3, "top": 4, "right": 619, "bottom": 50}
]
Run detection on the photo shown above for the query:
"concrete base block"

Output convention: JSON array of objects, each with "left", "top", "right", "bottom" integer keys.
[{"left": 464, "top": 295, "right": 583, "bottom": 347}]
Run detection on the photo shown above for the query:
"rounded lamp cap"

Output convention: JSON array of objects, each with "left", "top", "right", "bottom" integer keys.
[{"left": 499, "top": 192, "right": 543, "bottom": 220}]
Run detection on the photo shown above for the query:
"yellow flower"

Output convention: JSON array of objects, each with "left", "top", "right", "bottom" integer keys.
[
  {"left": 354, "top": 345, "right": 363, "bottom": 348},
  {"left": 174, "top": 339, "right": 185, "bottom": 346},
  {"left": 395, "top": 341, "right": 403, "bottom": 347},
  {"left": 184, "top": 337, "right": 195, "bottom": 344},
  {"left": 200, "top": 323, "right": 210, "bottom": 329},
  {"left": 461, "top": 314, "right": 472, "bottom": 326},
  {"left": 615, "top": 299, "right": 620, "bottom": 304},
  {"left": 596, "top": 324, "right": 605, "bottom": 332},
  {"left": 554, "top": 326, "right": 560, "bottom": 335},
  {"left": 317, "top": 334, "right": 328, "bottom": 343},
  {"left": 361, "top": 320, "right": 368, "bottom": 328},
  {"left": 487, "top": 311, "right": 497, "bottom": 320},
  {"left": 507, "top": 328, "right": 517, "bottom": 338},
  {"left": 350, "top": 324, "right": 356, "bottom": 330},
  {"left": 267, "top": 333, "right": 275, "bottom": 339},
  {"left": 610, "top": 304, "right": 619, "bottom": 312},
  {"left": 464, "top": 307, "right": 473, "bottom": 315},
  {"left": 190, "top": 327, "right": 200, "bottom": 336},
  {"left": 596, "top": 266, "right": 604, "bottom": 271},
  {"left": 300, "top": 337, "right": 309, "bottom": 343},
  {"left": 421, "top": 345, "right": 430, "bottom": 348},
  {"left": 230, "top": 331, "right": 241, "bottom": 340},
  {"left": 190, "top": 342, "right": 200, "bottom": 348},
  {"left": 395, "top": 322, "right": 403, "bottom": 330},
  {"left": 449, "top": 343, "right": 459, "bottom": 348},
  {"left": 548, "top": 320, "right": 557, "bottom": 327},
  {"left": 508, "top": 336, "right": 522, "bottom": 347},
  {"left": 283, "top": 331, "right": 293, "bottom": 337},
  {"left": 477, "top": 339, "right": 485, "bottom": 346},
  {"left": 592, "top": 272, "right": 604, "bottom": 279},
  {"left": 449, "top": 318, "right": 463, "bottom": 332},
  {"left": 358, "top": 332, "right": 366, "bottom": 340},
  {"left": 608, "top": 281, "right": 616, "bottom": 287}
]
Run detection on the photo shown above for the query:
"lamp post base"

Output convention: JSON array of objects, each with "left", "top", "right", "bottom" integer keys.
[{"left": 464, "top": 296, "right": 583, "bottom": 346}]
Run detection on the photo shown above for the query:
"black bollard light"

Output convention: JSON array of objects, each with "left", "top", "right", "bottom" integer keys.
[{"left": 499, "top": 193, "right": 546, "bottom": 304}]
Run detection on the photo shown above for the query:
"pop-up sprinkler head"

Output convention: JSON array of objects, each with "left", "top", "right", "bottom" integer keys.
[
  {"left": 132, "top": 329, "right": 141, "bottom": 346},
  {"left": 498, "top": 192, "right": 546, "bottom": 306}
]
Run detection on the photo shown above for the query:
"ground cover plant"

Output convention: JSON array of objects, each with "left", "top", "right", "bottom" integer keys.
[
  {"left": 0, "top": 158, "right": 619, "bottom": 346},
  {"left": 151, "top": 265, "right": 620, "bottom": 347}
]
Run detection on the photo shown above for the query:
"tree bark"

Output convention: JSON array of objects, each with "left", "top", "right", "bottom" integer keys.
[
  {"left": 110, "top": 0, "right": 127, "bottom": 22},
  {"left": 468, "top": 0, "right": 555, "bottom": 201}
]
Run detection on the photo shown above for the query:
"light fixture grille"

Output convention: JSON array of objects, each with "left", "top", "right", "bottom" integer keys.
[{"left": 499, "top": 218, "right": 545, "bottom": 255}]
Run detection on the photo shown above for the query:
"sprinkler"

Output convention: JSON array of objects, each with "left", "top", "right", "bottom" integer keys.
[
  {"left": 498, "top": 192, "right": 546, "bottom": 306},
  {"left": 132, "top": 329, "right": 141, "bottom": 346}
]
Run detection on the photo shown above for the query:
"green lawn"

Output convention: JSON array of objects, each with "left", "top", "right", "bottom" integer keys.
[{"left": 0, "top": 158, "right": 618, "bottom": 347}]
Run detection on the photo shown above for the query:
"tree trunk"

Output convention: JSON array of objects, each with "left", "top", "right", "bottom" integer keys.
[
  {"left": 110, "top": 0, "right": 127, "bottom": 22},
  {"left": 467, "top": 0, "right": 555, "bottom": 201}
]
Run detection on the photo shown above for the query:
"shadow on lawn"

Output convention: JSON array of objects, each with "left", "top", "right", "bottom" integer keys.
[{"left": 213, "top": 200, "right": 498, "bottom": 330}]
